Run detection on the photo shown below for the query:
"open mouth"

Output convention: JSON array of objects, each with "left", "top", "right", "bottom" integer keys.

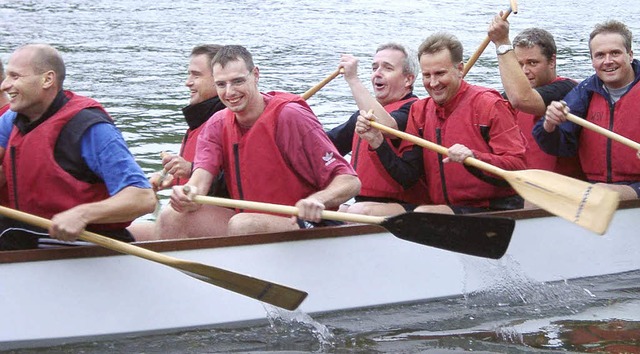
[{"left": 225, "top": 96, "right": 242, "bottom": 105}]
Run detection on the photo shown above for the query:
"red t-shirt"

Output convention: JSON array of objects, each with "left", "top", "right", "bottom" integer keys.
[{"left": 194, "top": 94, "right": 355, "bottom": 190}]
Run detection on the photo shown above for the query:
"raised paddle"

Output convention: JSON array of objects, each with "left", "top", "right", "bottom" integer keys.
[
  {"left": 566, "top": 113, "right": 640, "bottom": 158},
  {"left": 183, "top": 187, "right": 515, "bottom": 260},
  {"left": 0, "top": 205, "right": 307, "bottom": 311},
  {"left": 300, "top": 68, "right": 343, "bottom": 100},
  {"left": 367, "top": 119, "right": 620, "bottom": 235},
  {"left": 462, "top": 0, "right": 518, "bottom": 77}
]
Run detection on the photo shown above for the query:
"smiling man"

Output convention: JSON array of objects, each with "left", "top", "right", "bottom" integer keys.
[
  {"left": 128, "top": 44, "right": 232, "bottom": 241},
  {"left": 326, "top": 43, "right": 427, "bottom": 216},
  {"left": 355, "top": 32, "right": 527, "bottom": 214},
  {"left": 159, "top": 45, "right": 360, "bottom": 238},
  {"left": 534, "top": 20, "right": 640, "bottom": 200},
  {"left": 148, "top": 45, "right": 227, "bottom": 190},
  {"left": 0, "top": 44, "right": 155, "bottom": 250},
  {"left": 488, "top": 16, "right": 583, "bottom": 179}
]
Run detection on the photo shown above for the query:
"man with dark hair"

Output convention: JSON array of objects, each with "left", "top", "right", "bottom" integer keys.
[
  {"left": 327, "top": 43, "right": 427, "bottom": 216},
  {"left": 0, "top": 44, "right": 155, "bottom": 250},
  {"left": 129, "top": 44, "right": 231, "bottom": 241},
  {"left": 488, "top": 15, "right": 584, "bottom": 179},
  {"left": 160, "top": 45, "right": 360, "bottom": 237},
  {"left": 150, "top": 44, "right": 226, "bottom": 189},
  {"left": 356, "top": 32, "right": 527, "bottom": 214},
  {"left": 534, "top": 20, "right": 640, "bottom": 200}
]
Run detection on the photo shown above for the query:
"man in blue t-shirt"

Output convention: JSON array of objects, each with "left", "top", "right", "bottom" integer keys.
[{"left": 0, "top": 44, "right": 155, "bottom": 250}]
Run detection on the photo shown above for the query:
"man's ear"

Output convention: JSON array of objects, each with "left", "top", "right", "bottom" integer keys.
[
  {"left": 41, "top": 70, "right": 56, "bottom": 89},
  {"left": 456, "top": 61, "right": 464, "bottom": 78},
  {"left": 405, "top": 73, "right": 415, "bottom": 89}
]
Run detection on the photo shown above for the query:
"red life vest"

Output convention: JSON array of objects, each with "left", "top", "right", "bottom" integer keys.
[
  {"left": 408, "top": 83, "right": 523, "bottom": 207},
  {"left": 174, "top": 124, "right": 205, "bottom": 186},
  {"left": 515, "top": 77, "right": 584, "bottom": 179},
  {"left": 3, "top": 91, "right": 130, "bottom": 231},
  {"left": 221, "top": 92, "right": 318, "bottom": 208},
  {"left": 351, "top": 97, "right": 429, "bottom": 204},
  {"left": 579, "top": 84, "right": 640, "bottom": 182},
  {"left": 0, "top": 104, "right": 9, "bottom": 205}
]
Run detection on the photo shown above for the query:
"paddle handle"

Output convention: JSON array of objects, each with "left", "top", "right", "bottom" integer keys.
[
  {"left": 462, "top": 1, "right": 518, "bottom": 77},
  {"left": 567, "top": 113, "right": 640, "bottom": 151},
  {"left": 300, "top": 68, "right": 343, "bottom": 100},
  {"left": 190, "top": 194, "right": 386, "bottom": 225},
  {"left": 369, "top": 121, "right": 507, "bottom": 178},
  {"left": 0, "top": 205, "right": 198, "bottom": 266}
]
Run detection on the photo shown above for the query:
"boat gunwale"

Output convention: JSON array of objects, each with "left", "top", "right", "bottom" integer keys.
[{"left": 1, "top": 199, "right": 638, "bottom": 264}]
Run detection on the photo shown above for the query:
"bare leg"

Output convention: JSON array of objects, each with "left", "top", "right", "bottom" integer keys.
[
  {"left": 127, "top": 221, "right": 156, "bottom": 242},
  {"left": 227, "top": 213, "right": 300, "bottom": 236},
  {"left": 345, "top": 201, "right": 405, "bottom": 217},
  {"left": 414, "top": 204, "right": 455, "bottom": 214},
  {"left": 156, "top": 204, "right": 235, "bottom": 239}
]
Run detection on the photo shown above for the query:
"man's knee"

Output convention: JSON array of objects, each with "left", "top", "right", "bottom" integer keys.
[{"left": 227, "top": 213, "right": 262, "bottom": 236}]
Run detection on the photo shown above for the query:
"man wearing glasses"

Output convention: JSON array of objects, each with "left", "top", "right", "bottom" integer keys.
[{"left": 160, "top": 45, "right": 360, "bottom": 238}]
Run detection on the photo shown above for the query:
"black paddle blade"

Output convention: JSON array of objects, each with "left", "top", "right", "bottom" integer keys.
[{"left": 380, "top": 212, "right": 515, "bottom": 259}]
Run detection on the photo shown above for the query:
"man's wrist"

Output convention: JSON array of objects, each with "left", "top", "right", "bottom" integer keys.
[
  {"left": 496, "top": 44, "right": 514, "bottom": 56},
  {"left": 369, "top": 134, "right": 384, "bottom": 149},
  {"left": 542, "top": 118, "right": 556, "bottom": 132}
]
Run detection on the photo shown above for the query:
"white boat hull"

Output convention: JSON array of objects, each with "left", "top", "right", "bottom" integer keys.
[{"left": 1, "top": 202, "right": 639, "bottom": 349}]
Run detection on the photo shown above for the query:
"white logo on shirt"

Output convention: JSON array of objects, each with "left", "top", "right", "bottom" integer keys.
[{"left": 323, "top": 152, "right": 336, "bottom": 166}]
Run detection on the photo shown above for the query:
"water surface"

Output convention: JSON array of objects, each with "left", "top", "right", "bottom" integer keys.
[{"left": 1, "top": 0, "right": 639, "bottom": 352}]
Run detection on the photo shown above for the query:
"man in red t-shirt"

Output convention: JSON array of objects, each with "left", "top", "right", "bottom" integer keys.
[{"left": 159, "top": 45, "right": 360, "bottom": 239}]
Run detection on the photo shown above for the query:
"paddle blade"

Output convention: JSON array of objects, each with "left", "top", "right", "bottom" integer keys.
[
  {"left": 178, "top": 263, "right": 308, "bottom": 311},
  {"left": 381, "top": 212, "right": 515, "bottom": 259},
  {"left": 504, "top": 169, "right": 620, "bottom": 235}
]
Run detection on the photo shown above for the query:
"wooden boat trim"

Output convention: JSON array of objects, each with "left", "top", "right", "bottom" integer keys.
[{"left": 2, "top": 199, "right": 638, "bottom": 264}]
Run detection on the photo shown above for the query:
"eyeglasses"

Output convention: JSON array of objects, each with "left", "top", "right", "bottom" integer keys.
[{"left": 214, "top": 71, "right": 253, "bottom": 90}]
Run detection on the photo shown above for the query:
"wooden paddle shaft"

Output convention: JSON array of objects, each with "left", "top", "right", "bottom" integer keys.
[
  {"left": 462, "top": 1, "right": 518, "bottom": 77},
  {"left": 0, "top": 205, "right": 194, "bottom": 266},
  {"left": 0, "top": 205, "right": 309, "bottom": 310},
  {"left": 567, "top": 113, "right": 640, "bottom": 151},
  {"left": 367, "top": 119, "right": 619, "bottom": 235},
  {"left": 191, "top": 194, "right": 386, "bottom": 225},
  {"left": 300, "top": 68, "right": 343, "bottom": 100},
  {"left": 369, "top": 121, "right": 506, "bottom": 178},
  {"left": 509, "top": 0, "right": 518, "bottom": 14}
]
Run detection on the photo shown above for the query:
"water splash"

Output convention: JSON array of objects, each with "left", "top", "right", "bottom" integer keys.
[
  {"left": 264, "top": 305, "right": 337, "bottom": 351},
  {"left": 461, "top": 255, "right": 594, "bottom": 310}
]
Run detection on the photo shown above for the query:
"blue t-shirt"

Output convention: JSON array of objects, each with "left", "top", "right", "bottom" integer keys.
[
  {"left": 0, "top": 109, "right": 150, "bottom": 195},
  {"left": 0, "top": 110, "right": 16, "bottom": 148}
]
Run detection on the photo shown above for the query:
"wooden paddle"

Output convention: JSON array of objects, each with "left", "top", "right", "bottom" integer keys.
[
  {"left": 462, "top": 0, "right": 519, "bottom": 77},
  {"left": 0, "top": 205, "right": 307, "bottom": 311},
  {"left": 367, "top": 120, "right": 620, "bottom": 235},
  {"left": 300, "top": 68, "right": 343, "bottom": 100},
  {"left": 183, "top": 188, "right": 515, "bottom": 260},
  {"left": 567, "top": 113, "right": 640, "bottom": 157}
]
